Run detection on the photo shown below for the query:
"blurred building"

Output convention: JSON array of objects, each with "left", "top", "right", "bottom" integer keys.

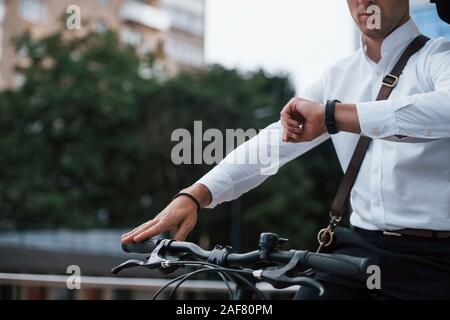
[
  {"left": 160, "top": 0, "right": 204, "bottom": 73},
  {"left": 0, "top": 0, "right": 205, "bottom": 89},
  {"left": 410, "top": 0, "right": 450, "bottom": 38}
]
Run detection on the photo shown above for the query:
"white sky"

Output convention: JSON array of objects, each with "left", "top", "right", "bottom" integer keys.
[{"left": 204, "top": 0, "right": 357, "bottom": 94}]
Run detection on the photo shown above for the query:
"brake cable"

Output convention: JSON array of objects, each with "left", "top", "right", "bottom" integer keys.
[
  {"left": 153, "top": 265, "right": 235, "bottom": 300},
  {"left": 163, "top": 266, "right": 266, "bottom": 300}
]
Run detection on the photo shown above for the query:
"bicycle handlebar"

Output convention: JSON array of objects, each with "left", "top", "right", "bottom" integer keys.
[
  {"left": 121, "top": 238, "right": 370, "bottom": 278},
  {"left": 301, "top": 252, "right": 369, "bottom": 277},
  {"left": 121, "top": 239, "right": 157, "bottom": 254}
]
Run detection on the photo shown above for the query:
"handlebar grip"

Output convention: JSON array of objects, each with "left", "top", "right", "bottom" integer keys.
[
  {"left": 121, "top": 239, "right": 157, "bottom": 253},
  {"left": 304, "top": 252, "right": 370, "bottom": 277}
]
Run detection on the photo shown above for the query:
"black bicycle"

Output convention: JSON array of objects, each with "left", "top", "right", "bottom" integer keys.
[{"left": 111, "top": 232, "right": 370, "bottom": 300}]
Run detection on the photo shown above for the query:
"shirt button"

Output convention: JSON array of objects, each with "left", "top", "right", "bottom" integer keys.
[{"left": 371, "top": 128, "right": 381, "bottom": 136}]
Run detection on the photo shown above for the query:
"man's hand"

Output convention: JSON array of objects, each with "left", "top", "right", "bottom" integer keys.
[
  {"left": 121, "top": 184, "right": 211, "bottom": 243},
  {"left": 280, "top": 97, "right": 327, "bottom": 143},
  {"left": 280, "top": 98, "right": 361, "bottom": 142}
]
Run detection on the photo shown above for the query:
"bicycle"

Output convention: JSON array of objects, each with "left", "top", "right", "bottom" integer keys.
[{"left": 111, "top": 232, "right": 370, "bottom": 300}]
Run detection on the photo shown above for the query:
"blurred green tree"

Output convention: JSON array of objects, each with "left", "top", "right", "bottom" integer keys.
[{"left": 0, "top": 29, "right": 342, "bottom": 250}]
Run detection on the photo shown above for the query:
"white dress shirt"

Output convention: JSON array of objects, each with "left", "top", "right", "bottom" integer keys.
[{"left": 197, "top": 19, "right": 450, "bottom": 231}]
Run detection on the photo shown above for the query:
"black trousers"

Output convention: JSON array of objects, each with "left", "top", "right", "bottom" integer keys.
[{"left": 294, "top": 226, "right": 450, "bottom": 300}]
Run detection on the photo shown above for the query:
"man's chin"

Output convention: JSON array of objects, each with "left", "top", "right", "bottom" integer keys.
[{"left": 360, "top": 28, "right": 389, "bottom": 40}]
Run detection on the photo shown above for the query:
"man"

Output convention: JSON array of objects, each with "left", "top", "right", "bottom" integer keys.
[{"left": 122, "top": 0, "right": 450, "bottom": 299}]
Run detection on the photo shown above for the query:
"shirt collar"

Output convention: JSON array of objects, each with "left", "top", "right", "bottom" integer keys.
[{"left": 359, "top": 18, "right": 421, "bottom": 62}]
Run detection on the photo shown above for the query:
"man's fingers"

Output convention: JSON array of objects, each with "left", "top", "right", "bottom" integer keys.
[
  {"left": 282, "top": 126, "right": 302, "bottom": 138},
  {"left": 283, "top": 132, "right": 303, "bottom": 143},
  {"left": 282, "top": 99, "right": 300, "bottom": 117},
  {"left": 287, "top": 132, "right": 301, "bottom": 140},
  {"left": 280, "top": 106, "right": 296, "bottom": 122},
  {"left": 281, "top": 101, "right": 304, "bottom": 127},
  {"left": 173, "top": 221, "right": 194, "bottom": 241},
  {"left": 122, "top": 220, "right": 153, "bottom": 238},
  {"left": 283, "top": 133, "right": 297, "bottom": 143},
  {"left": 280, "top": 98, "right": 297, "bottom": 115},
  {"left": 122, "top": 219, "right": 159, "bottom": 243},
  {"left": 133, "top": 220, "right": 170, "bottom": 242},
  {"left": 121, "top": 223, "right": 148, "bottom": 241},
  {"left": 121, "top": 223, "right": 146, "bottom": 238},
  {"left": 280, "top": 117, "right": 302, "bottom": 134},
  {"left": 285, "top": 118, "right": 301, "bottom": 128}
]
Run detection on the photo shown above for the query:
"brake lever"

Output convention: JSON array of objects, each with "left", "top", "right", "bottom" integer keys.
[
  {"left": 111, "top": 259, "right": 151, "bottom": 274},
  {"left": 253, "top": 251, "right": 325, "bottom": 295},
  {"left": 262, "top": 274, "right": 325, "bottom": 296},
  {"left": 111, "top": 239, "right": 182, "bottom": 275}
]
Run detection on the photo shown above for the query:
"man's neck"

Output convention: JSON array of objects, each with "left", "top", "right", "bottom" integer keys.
[
  {"left": 364, "top": 37, "right": 384, "bottom": 63},
  {"left": 363, "top": 16, "right": 411, "bottom": 63}
]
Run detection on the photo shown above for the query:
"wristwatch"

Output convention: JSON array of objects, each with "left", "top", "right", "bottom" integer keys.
[{"left": 325, "top": 99, "right": 341, "bottom": 135}]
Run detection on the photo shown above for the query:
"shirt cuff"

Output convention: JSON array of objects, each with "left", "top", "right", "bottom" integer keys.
[
  {"left": 355, "top": 98, "right": 410, "bottom": 138},
  {"left": 195, "top": 169, "right": 234, "bottom": 209}
]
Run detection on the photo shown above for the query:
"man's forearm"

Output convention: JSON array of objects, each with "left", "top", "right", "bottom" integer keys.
[{"left": 334, "top": 103, "right": 361, "bottom": 134}]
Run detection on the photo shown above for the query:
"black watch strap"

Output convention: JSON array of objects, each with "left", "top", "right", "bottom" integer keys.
[{"left": 325, "top": 99, "right": 340, "bottom": 135}]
